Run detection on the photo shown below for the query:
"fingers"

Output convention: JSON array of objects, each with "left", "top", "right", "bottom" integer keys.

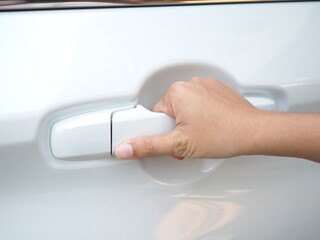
[
  {"left": 115, "top": 129, "right": 190, "bottom": 160},
  {"left": 152, "top": 81, "right": 189, "bottom": 117},
  {"left": 152, "top": 94, "right": 175, "bottom": 117},
  {"left": 115, "top": 132, "right": 176, "bottom": 160},
  {"left": 152, "top": 99, "right": 167, "bottom": 113},
  {"left": 170, "top": 155, "right": 185, "bottom": 160}
]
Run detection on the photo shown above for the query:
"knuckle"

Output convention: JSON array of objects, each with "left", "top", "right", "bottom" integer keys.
[
  {"left": 208, "top": 78, "right": 221, "bottom": 85},
  {"left": 223, "top": 82, "right": 237, "bottom": 91},
  {"left": 208, "top": 77, "right": 218, "bottom": 82},
  {"left": 171, "top": 132, "right": 189, "bottom": 157},
  {"left": 190, "top": 76, "right": 204, "bottom": 83},
  {"left": 167, "top": 81, "right": 187, "bottom": 96},
  {"left": 169, "top": 81, "right": 185, "bottom": 91}
]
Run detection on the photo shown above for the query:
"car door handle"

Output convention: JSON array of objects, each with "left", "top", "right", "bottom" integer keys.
[{"left": 50, "top": 96, "right": 275, "bottom": 160}]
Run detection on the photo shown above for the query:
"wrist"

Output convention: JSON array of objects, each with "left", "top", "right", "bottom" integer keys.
[
  {"left": 241, "top": 110, "right": 319, "bottom": 160},
  {"left": 238, "top": 109, "right": 276, "bottom": 157}
]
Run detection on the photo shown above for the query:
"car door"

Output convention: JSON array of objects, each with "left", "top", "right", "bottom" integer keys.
[{"left": 0, "top": 1, "right": 319, "bottom": 239}]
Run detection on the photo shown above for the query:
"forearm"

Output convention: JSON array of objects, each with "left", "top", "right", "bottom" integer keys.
[{"left": 247, "top": 111, "right": 320, "bottom": 162}]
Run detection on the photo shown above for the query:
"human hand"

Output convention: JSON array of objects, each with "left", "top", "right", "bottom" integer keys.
[{"left": 115, "top": 77, "right": 262, "bottom": 160}]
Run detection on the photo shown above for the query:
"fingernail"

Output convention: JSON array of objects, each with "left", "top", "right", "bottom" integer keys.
[{"left": 115, "top": 143, "right": 133, "bottom": 159}]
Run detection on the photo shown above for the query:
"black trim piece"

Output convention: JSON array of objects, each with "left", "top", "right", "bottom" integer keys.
[
  {"left": 0, "top": 0, "right": 319, "bottom": 12},
  {"left": 110, "top": 109, "right": 114, "bottom": 157}
]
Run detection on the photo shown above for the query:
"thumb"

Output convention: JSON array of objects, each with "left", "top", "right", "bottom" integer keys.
[{"left": 115, "top": 132, "right": 177, "bottom": 160}]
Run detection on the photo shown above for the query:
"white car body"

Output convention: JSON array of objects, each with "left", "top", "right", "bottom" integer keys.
[{"left": 0, "top": 1, "right": 319, "bottom": 239}]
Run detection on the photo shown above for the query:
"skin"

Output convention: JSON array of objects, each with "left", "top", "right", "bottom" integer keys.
[{"left": 115, "top": 77, "right": 320, "bottom": 163}]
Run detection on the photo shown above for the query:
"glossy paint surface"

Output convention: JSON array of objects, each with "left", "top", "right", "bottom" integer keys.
[{"left": 0, "top": 2, "right": 320, "bottom": 239}]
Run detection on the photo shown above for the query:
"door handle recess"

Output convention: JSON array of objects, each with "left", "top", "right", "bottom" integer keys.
[{"left": 50, "top": 96, "right": 275, "bottom": 160}]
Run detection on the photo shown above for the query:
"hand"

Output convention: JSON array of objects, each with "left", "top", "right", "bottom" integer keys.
[{"left": 115, "top": 77, "right": 262, "bottom": 160}]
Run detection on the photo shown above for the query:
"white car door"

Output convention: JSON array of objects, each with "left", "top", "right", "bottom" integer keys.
[{"left": 0, "top": 1, "right": 319, "bottom": 239}]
